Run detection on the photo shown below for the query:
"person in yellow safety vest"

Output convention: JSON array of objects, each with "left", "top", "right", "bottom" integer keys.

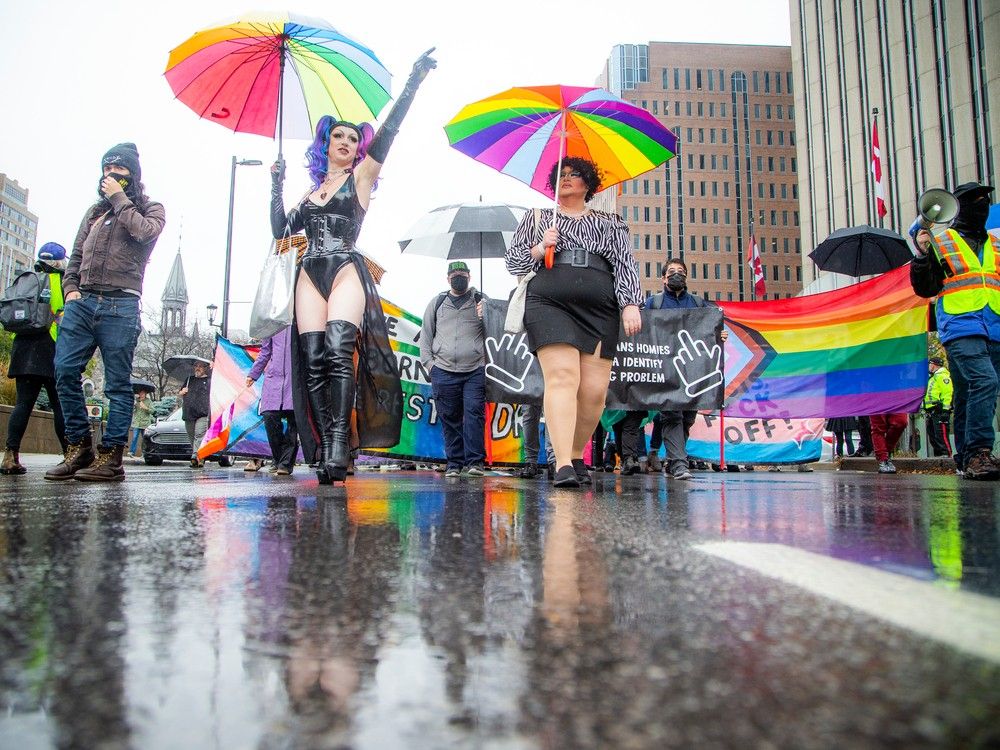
[
  {"left": 1, "top": 243, "right": 68, "bottom": 475},
  {"left": 911, "top": 182, "right": 1000, "bottom": 481},
  {"left": 922, "top": 357, "right": 954, "bottom": 457}
]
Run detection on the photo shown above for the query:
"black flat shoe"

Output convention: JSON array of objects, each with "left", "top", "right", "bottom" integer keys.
[
  {"left": 571, "top": 459, "right": 591, "bottom": 483},
  {"left": 552, "top": 465, "right": 580, "bottom": 488}
]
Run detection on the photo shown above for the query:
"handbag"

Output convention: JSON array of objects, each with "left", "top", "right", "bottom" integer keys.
[
  {"left": 503, "top": 208, "right": 542, "bottom": 334},
  {"left": 248, "top": 232, "right": 303, "bottom": 340}
]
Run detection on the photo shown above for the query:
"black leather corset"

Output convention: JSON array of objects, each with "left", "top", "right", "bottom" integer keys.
[{"left": 300, "top": 175, "right": 366, "bottom": 255}]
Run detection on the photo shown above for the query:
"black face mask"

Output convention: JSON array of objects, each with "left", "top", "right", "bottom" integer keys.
[
  {"left": 98, "top": 172, "right": 132, "bottom": 200},
  {"left": 952, "top": 194, "right": 990, "bottom": 241},
  {"left": 665, "top": 273, "right": 687, "bottom": 292},
  {"left": 449, "top": 275, "right": 470, "bottom": 294}
]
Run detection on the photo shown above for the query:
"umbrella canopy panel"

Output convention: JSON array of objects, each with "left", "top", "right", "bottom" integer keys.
[
  {"left": 808, "top": 225, "right": 914, "bottom": 277},
  {"left": 445, "top": 85, "right": 678, "bottom": 196},
  {"left": 131, "top": 379, "right": 157, "bottom": 395},
  {"left": 399, "top": 203, "right": 528, "bottom": 260},
  {"left": 165, "top": 12, "right": 392, "bottom": 140}
]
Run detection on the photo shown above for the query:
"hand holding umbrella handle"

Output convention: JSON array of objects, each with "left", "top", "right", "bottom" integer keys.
[{"left": 540, "top": 225, "right": 558, "bottom": 269}]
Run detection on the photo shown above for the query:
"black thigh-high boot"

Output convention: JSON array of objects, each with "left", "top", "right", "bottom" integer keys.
[
  {"left": 324, "top": 320, "right": 359, "bottom": 483},
  {"left": 299, "top": 331, "right": 337, "bottom": 484}
]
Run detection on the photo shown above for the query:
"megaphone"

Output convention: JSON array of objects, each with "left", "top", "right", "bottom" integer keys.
[{"left": 908, "top": 188, "right": 959, "bottom": 239}]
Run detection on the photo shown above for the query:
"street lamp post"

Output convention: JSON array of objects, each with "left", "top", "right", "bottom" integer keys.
[
  {"left": 223, "top": 156, "right": 263, "bottom": 338},
  {"left": 206, "top": 304, "right": 220, "bottom": 329}
]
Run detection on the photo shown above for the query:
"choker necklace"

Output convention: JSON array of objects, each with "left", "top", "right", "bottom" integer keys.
[{"left": 319, "top": 168, "right": 351, "bottom": 201}]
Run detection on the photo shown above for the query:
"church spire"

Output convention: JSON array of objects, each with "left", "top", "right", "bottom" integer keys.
[{"left": 161, "top": 221, "right": 189, "bottom": 333}]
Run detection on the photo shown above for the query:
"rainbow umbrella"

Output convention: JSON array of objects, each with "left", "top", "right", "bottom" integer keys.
[
  {"left": 165, "top": 12, "right": 392, "bottom": 157},
  {"left": 445, "top": 85, "right": 678, "bottom": 198}
]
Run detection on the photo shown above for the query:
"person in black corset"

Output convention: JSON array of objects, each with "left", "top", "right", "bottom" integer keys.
[
  {"left": 506, "top": 157, "right": 643, "bottom": 488},
  {"left": 271, "top": 49, "right": 435, "bottom": 485}
]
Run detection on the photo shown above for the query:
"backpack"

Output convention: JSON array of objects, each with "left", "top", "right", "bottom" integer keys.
[{"left": 0, "top": 271, "right": 56, "bottom": 334}]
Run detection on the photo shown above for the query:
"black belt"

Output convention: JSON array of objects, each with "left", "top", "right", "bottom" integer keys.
[
  {"left": 549, "top": 246, "right": 612, "bottom": 274},
  {"left": 80, "top": 288, "right": 137, "bottom": 299}
]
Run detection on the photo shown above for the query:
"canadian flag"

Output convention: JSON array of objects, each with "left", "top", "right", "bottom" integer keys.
[
  {"left": 871, "top": 118, "right": 888, "bottom": 218},
  {"left": 747, "top": 234, "right": 766, "bottom": 298}
]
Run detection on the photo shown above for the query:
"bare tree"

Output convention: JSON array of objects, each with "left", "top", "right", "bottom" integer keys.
[{"left": 132, "top": 304, "right": 216, "bottom": 399}]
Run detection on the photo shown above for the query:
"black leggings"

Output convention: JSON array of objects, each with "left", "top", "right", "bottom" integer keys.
[{"left": 6, "top": 377, "right": 67, "bottom": 452}]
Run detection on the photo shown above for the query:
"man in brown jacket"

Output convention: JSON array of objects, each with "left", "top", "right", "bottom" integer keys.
[{"left": 46, "top": 143, "right": 166, "bottom": 482}]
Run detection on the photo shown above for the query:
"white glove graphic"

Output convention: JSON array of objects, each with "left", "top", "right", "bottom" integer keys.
[
  {"left": 672, "top": 329, "right": 723, "bottom": 397},
  {"left": 485, "top": 333, "right": 535, "bottom": 393}
]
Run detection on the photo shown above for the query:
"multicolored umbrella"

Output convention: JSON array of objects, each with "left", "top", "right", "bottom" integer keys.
[
  {"left": 444, "top": 85, "right": 679, "bottom": 197},
  {"left": 165, "top": 12, "right": 391, "bottom": 155}
]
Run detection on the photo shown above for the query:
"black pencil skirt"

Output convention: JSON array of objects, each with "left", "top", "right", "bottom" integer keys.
[{"left": 523, "top": 266, "right": 619, "bottom": 360}]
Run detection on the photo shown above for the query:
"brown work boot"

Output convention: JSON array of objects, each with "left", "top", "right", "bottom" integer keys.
[
  {"left": 1, "top": 449, "right": 26, "bottom": 475},
  {"left": 964, "top": 449, "right": 1000, "bottom": 481},
  {"left": 44, "top": 438, "right": 96, "bottom": 481},
  {"left": 74, "top": 445, "right": 126, "bottom": 483}
]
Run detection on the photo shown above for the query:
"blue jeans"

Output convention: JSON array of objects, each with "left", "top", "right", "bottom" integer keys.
[
  {"left": 944, "top": 336, "right": 1000, "bottom": 462},
  {"left": 431, "top": 366, "right": 485, "bottom": 469},
  {"left": 129, "top": 428, "right": 144, "bottom": 454},
  {"left": 55, "top": 294, "right": 141, "bottom": 446}
]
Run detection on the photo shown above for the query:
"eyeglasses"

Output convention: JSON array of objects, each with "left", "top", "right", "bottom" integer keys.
[{"left": 560, "top": 171, "right": 583, "bottom": 180}]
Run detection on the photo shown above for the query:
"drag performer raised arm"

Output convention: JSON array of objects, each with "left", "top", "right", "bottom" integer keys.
[{"left": 271, "top": 49, "right": 436, "bottom": 484}]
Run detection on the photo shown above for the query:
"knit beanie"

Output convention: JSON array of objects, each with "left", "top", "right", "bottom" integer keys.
[{"left": 102, "top": 142, "right": 141, "bottom": 180}]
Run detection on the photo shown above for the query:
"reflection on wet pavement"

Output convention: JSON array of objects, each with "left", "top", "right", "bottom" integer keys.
[{"left": 1, "top": 467, "right": 999, "bottom": 748}]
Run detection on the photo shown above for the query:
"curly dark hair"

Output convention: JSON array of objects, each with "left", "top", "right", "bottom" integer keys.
[{"left": 547, "top": 157, "right": 602, "bottom": 202}]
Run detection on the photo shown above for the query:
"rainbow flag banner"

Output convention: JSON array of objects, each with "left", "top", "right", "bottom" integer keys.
[
  {"left": 371, "top": 298, "right": 528, "bottom": 465},
  {"left": 204, "top": 337, "right": 274, "bottom": 459},
  {"left": 684, "top": 414, "right": 825, "bottom": 465},
  {"left": 720, "top": 265, "right": 928, "bottom": 419}
]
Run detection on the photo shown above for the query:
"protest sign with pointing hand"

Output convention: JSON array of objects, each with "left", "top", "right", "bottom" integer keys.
[
  {"left": 673, "top": 329, "right": 724, "bottom": 397},
  {"left": 485, "top": 333, "right": 536, "bottom": 393}
]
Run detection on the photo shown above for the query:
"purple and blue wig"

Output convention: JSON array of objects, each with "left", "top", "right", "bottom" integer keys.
[{"left": 304, "top": 115, "right": 376, "bottom": 189}]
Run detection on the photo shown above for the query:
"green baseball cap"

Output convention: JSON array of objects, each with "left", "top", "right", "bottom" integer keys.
[{"left": 447, "top": 261, "right": 470, "bottom": 274}]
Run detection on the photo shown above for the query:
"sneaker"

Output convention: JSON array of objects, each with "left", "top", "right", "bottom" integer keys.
[
  {"left": 671, "top": 469, "right": 693, "bottom": 481},
  {"left": 463, "top": 464, "right": 487, "bottom": 476},
  {"left": 571, "top": 458, "right": 592, "bottom": 483},
  {"left": 877, "top": 460, "right": 897, "bottom": 474},
  {"left": 620, "top": 456, "right": 641, "bottom": 476},
  {"left": 444, "top": 467, "right": 461, "bottom": 478},
  {"left": 519, "top": 465, "right": 540, "bottom": 479},
  {"left": 964, "top": 450, "right": 1000, "bottom": 481},
  {"left": 768, "top": 466, "right": 782, "bottom": 472},
  {"left": 244, "top": 459, "right": 263, "bottom": 472},
  {"left": 552, "top": 465, "right": 581, "bottom": 488}
]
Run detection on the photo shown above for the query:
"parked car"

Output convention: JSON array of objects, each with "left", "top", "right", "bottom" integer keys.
[{"left": 142, "top": 407, "right": 232, "bottom": 467}]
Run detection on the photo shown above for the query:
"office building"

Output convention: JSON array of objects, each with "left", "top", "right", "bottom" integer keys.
[
  {"left": 0, "top": 174, "right": 37, "bottom": 287},
  {"left": 790, "top": 1, "right": 999, "bottom": 288},
  {"left": 600, "top": 42, "right": 803, "bottom": 301}
]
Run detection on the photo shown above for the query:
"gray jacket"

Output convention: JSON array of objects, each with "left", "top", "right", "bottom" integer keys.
[{"left": 419, "top": 289, "right": 485, "bottom": 373}]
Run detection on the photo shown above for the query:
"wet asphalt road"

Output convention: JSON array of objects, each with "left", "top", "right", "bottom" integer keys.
[{"left": 1, "top": 457, "right": 999, "bottom": 750}]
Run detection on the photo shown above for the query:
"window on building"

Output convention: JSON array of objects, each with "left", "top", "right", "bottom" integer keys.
[
  {"left": 710, "top": 129, "right": 716, "bottom": 144},
  {"left": 726, "top": 263, "right": 732, "bottom": 279},
  {"left": 782, "top": 210, "right": 788, "bottom": 225},
  {"left": 796, "top": 266, "right": 801, "bottom": 281},
  {"left": 655, "top": 207, "right": 661, "bottom": 222},
  {"left": 645, "top": 235, "right": 651, "bottom": 249},
  {"left": 725, "top": 209, "right": 731, "bottom": 224},
  {"left": 654, "top": 180, "right": 660, "bottom": 195},
  {"left": 700, "top": 181, "right": 706, "bottom": 196},
  {"left": 784, "top": 238, "right": 789, "bottom": 252},
  {"left": 772, "top": 265, "right": 778, "bottom": 281},
  {"left": 701, "top": 208, "right": 708, "bottom": 222},
  {"left": 766, "top": 104, "right": 772, "bottom": 119},
  {"left": 793, "top": 184, "right": 798, "bottom": 199},
  {"left": 662, "top": 68, "right": 669, "bottom": 88},
  {"left": 688, "top": 154, "right": 694, "bottom": 169},
  {"left": 652, "top": 101, "right": 658, "bottom": 114},
  {"left": 787, "top": 73, "right": 793, "bottom": 94},
  {"left": 711, "top": 155, "right": 717, "bottom": 169},
  {"left": 726, "top": 236, "right": 732, "bottom": 251},
  {"left": 687, "top": 127, "right": 693, "bottom": 141},
  {"left": 767, "top": 130, "right": 774, "bottom": 146},
  {"left": 696, "top": 69, "right": 703, "bottom": 89},
  {"left": 674, "top": 69, "right": 680, "bottom": 89},
  {"left": 633, "top": 206, "right": 639, "bottom": 222},
  {"left": 764, "top": 71, "right": 770, "bottom": 93},
  {"left": 712, "top": 182, "right": 718, "bottom": 197},
  {"left": 794, "top": 211, "right": 800, "bottom": 226},
  {"left": 720, "top": 102, "right": 726, "bottom": 117},
  {"left": 758, "top": 182, "right": 764, "bottom": 198},
  {"left": 719, "top": 69, "right": 725, "bottom": 91},
  {"left": 709, "top": 102, "right": 715, "bottom": 117},
  {"left": 713, "top": 208, "right": 719, "bottom": 223},
  {"left": 698, "top": 128, "right": 704, "bottom": 143},
  {"left": 645, "top": 262, "right": 651, "bottom": 276},
  {"left": 702, "top": 236, "right": 708, "bottom": 251},
  {"left": 769, "top": 184, "right": 775, "bottom": 199},
  {"left": 697, "top": 101, "right": 704, "bottom": 116},
  {"left": 755, "top": 130, "right": 761, "bottom": 146},
  {"left": 714, "top": 263, "right": 721, "bottom": 280},
  {"left": 690, "top": 207, "right": 696, "bottom": 222},
  {"left": 715, "top": 236, "right": 721, "bottom": 252},
  {"left": 778, "top": 131, "right": 784, "bottom": 145},
  {"left": 777, "top": 104, "right": 783, "bottom": 119},
  {"left": 722, "top": 128, "right": 728, "bottom": 144},
  {"left": 785, "top": 266, "right": 791, "bottom": 282},
  {"left": 699, "top": 154, "right": 705, "bottom": 169},
  {"left": 770, "top": 211, "right": 777, "bottom": 225},
  {"left": 708, "top": 69, "right": 714, "bottom": 91},
  {"left": 644, "top": 206, "right": 650, "bottom": 222},
  {"left": 685, "top": 68, "right": 691, "bottom": 89},
  {"left": 634, "top": 234, "right": 640, "bottom": 249},
  {"left": 656, "top": 235, "right": 662, "bottom": 250},
  {"left": 754, "top": 104, "right": 761, "bottom": 119},
  {"left": 723, "top": 155, "right": 729, "bottom": 170},
  {"left": 768, "top": 156, "right": 774, "bottom": 171},
  {"left": 691, "top": 264, "right": 697, "bottom": 279}
]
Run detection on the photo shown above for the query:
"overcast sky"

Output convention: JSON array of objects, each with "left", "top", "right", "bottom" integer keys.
[{"left": 0, "top": 0, "right": 791, "bottom": 331}]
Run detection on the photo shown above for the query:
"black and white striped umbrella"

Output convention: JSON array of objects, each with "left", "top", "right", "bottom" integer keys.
[{"left": 398, "top": 203, "right": 528, "bottom": 260}]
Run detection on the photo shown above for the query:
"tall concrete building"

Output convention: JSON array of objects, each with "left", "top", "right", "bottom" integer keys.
[
  {"left": 791, "top": 1, "right": 999, "bottom": 287},
  {"left": 600, "top": 42, "right": 803, "bottom": 301},
  {"left": 0, "top": 174, "right": 37, "bottom": 287}
]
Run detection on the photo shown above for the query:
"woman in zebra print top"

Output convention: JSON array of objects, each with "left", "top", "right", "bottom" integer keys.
[{"left": 506, "top": 157, "right": 642, "bottom": 487}]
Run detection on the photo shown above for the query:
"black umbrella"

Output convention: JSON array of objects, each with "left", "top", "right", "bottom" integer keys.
[
  {"left": 162, "top": 355, "right": 212, "bottom": 384},
  {"left": 131, "top": 378, "right": 156, "bottom": 395},
  {"left": 808, "top": 225, "right": 913, "bottom": 277}
]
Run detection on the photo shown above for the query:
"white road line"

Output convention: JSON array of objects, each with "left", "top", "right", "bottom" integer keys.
[{"left": 695, "top": 542, "right": 1000, "bottom": 664}]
